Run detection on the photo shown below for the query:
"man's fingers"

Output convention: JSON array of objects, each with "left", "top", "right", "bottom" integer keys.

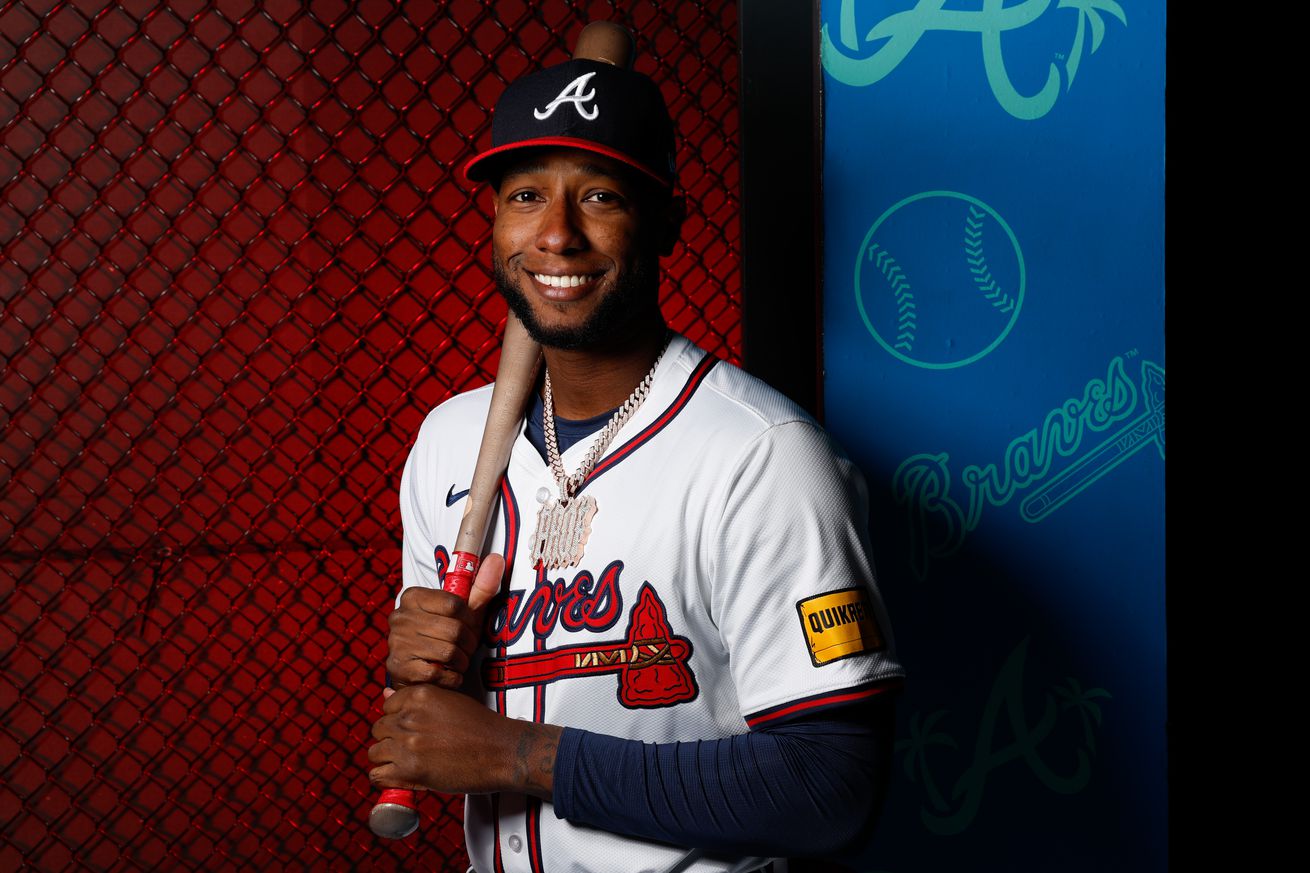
[
  {"left": 387, "top": 639, "right": 471, "bottom": 685},
  {"left": 388, "top": 569, "right": 494, "bottom": 685},
  {"left": 397, "top": 585, "right": 465, "bottom": 616},
  {"left": 387, "top": 607, "right": 482, "bottom": 683},
  {"left": 394, "top": 613, "right": 472, "bottom": 648},
  {"left": 468, "top": 552, "right": 506, "bottom": 612},
  {"left": 368, "top": 762, "right": 425, "bottom": 792},
  {"left": 433, "top": 669, "right": 464, "bottom": 690},
  {"left": 382, "top": 681, "right": 443, "bottom": 713},
  {"left": 386, "top": 652, "right": 437, "bottom": 685},
  {"left": 367, "top": 762, "right": 392, "bottom": 786}
]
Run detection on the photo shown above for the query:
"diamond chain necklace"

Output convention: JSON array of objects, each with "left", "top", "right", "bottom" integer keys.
[{"left": 530, "top": 332, "right": 672, "bottom": 569}]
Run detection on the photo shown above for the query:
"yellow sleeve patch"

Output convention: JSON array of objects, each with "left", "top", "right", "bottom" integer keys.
[{"left": 796, "top": 587, "right": 885, "bottom": 667}]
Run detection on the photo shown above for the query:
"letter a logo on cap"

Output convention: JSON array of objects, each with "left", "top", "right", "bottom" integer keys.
[{"left": 534, "top": 71, "right": 599, "bottom": 121}]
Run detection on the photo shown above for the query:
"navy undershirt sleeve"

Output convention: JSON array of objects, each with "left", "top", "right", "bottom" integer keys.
[{"left": 551, "top": 702, "right": 893, "bottom": 858}]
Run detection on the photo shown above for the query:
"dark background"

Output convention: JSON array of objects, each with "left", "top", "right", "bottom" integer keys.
[{"left": 1, "top": 2, "right": 742, "bottom": 869}]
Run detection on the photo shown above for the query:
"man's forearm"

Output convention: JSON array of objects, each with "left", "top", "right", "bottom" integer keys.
[{"left": 510, "top": 720, "right": 564, "bottom": 799}]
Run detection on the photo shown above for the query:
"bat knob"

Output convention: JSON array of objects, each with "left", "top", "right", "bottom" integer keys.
[
  {"left": 574, "top": 21, "right": 635, "bottom": 68},
  {"left": 369, "top": 799, "right": 420, "bottom": 839}
]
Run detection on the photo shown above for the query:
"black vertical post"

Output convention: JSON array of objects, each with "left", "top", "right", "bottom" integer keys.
[{"left": 738, "top": 0, "right": 823, "bottom": 419}]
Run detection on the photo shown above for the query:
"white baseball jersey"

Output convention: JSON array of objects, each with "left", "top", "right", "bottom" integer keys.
[{"left": 399, "top": 334, "right": 903, "bottom": 873}]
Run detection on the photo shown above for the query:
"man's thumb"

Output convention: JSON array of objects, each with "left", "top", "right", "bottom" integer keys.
[{"left": 467, "top": 553, "right": 506, "bottom": 612}]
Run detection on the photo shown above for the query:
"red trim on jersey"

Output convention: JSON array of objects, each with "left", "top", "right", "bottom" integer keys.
[
  {"left": 491, "top": 479, "right": 520, "bottom": 873},
  {"left": 744, "top": 678, "right": 904, "bottom": 729},
  {"left": 533, "top": 645, "right": 547, "bottom": 718},
  {"left": 581, "top": 351, "right": 719, "bottom": 490},
  {"left": 495, "top": 477, "right": 521, "bottom": 719},
  {"left": 491, "top": 793, "right": 505, "bottom": 873},
  {"left": 526, "top": 797, "right": 544, "bottom": 873},
  {"left": 526, "top": 626, "right": 546, "bottom": 871},
  {"left": 500, "top": 476, "right": 521, "bottom": 582}
]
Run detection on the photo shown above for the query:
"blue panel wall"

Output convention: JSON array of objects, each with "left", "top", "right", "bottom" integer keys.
[{"left": 819, "top": 2, "right": 1165, "bottom": 870}]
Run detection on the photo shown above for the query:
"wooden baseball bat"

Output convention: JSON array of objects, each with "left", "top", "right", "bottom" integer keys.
[
  {"left": 368, "top": 20, "right": 636, "bottom": 840},
  {"left": 369, "top": 312, "right": 540, "bottom": 839}
]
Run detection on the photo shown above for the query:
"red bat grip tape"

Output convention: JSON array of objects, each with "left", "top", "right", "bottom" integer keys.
[
  {"left": 442, "top": 550, "right": 479, "bottom": 601},
  {"left": 368, "top": 551, "right": 480, "bottom": 839}
]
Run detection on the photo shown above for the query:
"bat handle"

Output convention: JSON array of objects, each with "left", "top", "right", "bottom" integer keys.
[
  {"left": 442, "top": 550, "right": 480, "bottom": 601},
  {"left": 368, "top": 551, "right": 481, "bottom": 838}
]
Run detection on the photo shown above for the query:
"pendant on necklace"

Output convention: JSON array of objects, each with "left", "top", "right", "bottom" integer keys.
[{"left": 530, "top": 493, "right": 598, "bottom": 570}]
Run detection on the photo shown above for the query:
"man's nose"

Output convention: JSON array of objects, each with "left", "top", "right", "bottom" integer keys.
[{"left": 535, "top": 197, "right": 586, "bottom": 254}]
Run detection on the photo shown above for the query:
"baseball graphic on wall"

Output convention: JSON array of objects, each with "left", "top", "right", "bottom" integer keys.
[{"left": 855, "top": 191, "right": 1025, "bottom": 370}]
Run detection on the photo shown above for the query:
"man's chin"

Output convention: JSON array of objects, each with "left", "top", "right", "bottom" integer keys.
[
  {"left": 494, "top": 260, "right": 659, "bottom": 352},
  {"left": 499, "top": 293, "right": 596, "bottom": 350},
  {"left": 516, "top": 318, "right": 600, "bottom": 351}
]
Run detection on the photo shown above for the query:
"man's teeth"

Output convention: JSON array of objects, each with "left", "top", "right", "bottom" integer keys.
[{"left": 533, "top": 273, "right": 592, "bottom": 288}]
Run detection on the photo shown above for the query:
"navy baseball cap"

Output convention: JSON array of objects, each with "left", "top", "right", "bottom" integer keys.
[{"left": 463, "top": 58, "right": 677, "bottom": 188}]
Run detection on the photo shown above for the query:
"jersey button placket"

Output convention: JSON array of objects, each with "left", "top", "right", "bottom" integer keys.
[{"left": 507, "top": 834, "right": 523, "bottom": 853}]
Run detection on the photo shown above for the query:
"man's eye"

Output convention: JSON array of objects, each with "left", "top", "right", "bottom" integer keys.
[
  {"left": 585, "top": 190, "right": 623, "bottom": 204},
  {"left": 508, "top": 190, "right": 540, "bottom": 202}
]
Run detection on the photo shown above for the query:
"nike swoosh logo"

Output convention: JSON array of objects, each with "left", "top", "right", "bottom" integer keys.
[{"left": 446, "top": 485, "right": 470, "bottom": 507}]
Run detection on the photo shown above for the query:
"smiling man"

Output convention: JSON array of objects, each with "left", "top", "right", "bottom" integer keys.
[
  {"left": 369, "top": 46, "right": 904, "bottom": 873},
  {"left": 492, "top": 152, "right": 670, "bottom": 351}
]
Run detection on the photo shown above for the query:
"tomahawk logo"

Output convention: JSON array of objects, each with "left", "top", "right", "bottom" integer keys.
[
  {"left": 482, "top": 582, "right": 698, "bottom": 709},
  {"left": 534, "top": 71, "right": 600, "bottom": 121}
]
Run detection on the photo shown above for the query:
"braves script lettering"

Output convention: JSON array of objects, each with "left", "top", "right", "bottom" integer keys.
[
  {"left": 534, "top": 71, "right": 600, "bottom": 121},
  {"left": 821, "top": 0, "right": 1128, "bottom": 120},
  {"left": 486, "top": 559, "right": 624, "bottom": 646},
  {"left": 894, "top": 355, "right": 1157, "bottom": 579}
]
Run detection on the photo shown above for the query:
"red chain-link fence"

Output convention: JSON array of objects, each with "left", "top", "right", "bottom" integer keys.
[{"left": 0, "top": 1, "right": 740, "bottom": 869}]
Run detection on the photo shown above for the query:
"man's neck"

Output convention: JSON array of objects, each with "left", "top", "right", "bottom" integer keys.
[{"left": 542, "top": 321, "right": 670, "bottom": 420}]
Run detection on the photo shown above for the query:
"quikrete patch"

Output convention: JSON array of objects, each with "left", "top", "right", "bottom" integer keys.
[{"left": 796, "top": 587, "right": 885, "bottom": 666}]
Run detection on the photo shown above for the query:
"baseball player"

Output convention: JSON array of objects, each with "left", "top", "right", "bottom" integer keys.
[{"left": 368, "top": 38, "right": 904, "bottom": 873}]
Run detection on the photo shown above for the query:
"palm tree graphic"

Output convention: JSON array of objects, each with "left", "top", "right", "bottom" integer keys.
[
  {"left": 1058, "top": 0, "right": 1128, "bottom": 87},
  {"left": 1054, "top": 676, "right": 1112, "bottom": 753},
  {"left": 896, "top": 709, "right": 958, "bottom": 813}
]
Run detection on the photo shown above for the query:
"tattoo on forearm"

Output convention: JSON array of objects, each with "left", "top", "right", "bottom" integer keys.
[{"left": 514, "top": 725, "right": 561, "bottom": 798}]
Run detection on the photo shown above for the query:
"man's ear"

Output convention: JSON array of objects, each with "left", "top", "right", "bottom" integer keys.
[{"left": 659, "top": 195, "right": 686, "bottom": 256}]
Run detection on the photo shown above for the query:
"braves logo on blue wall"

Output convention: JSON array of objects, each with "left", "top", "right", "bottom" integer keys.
[{"left": 822, "top": 0, "right": 1128, "bottom": 120}]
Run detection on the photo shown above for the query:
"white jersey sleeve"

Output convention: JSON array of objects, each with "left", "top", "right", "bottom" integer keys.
[
  {"left": 399, "top": 412, "right": 443, "bottom": 593},
  {"left": 707, "top": 418, "right": 901, "bottom": 727}
]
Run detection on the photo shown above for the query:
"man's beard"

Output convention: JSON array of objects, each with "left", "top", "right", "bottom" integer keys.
[{"left": 493, "top": 255, "right": 661, "bottom": 351}]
